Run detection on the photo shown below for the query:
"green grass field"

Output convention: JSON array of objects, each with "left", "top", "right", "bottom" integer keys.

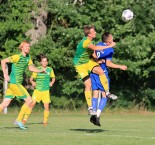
[{"left": 0, "top": 110, "right": 155, "bottom": 145}]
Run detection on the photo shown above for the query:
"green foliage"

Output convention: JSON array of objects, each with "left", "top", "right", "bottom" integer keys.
[
  {"left": 0, "top": 0, "right": 155, "bottom": 109},
  {"left": 0, "top": 0, "right": 35, "bottom": 59}
]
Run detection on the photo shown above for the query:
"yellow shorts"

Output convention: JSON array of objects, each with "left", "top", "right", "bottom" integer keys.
[
  {"left": 32, "top": 90, "right": 51, "bottom": 103},
  {"left": 5, "top": 84, "right": 30, "bottom": 99},
  {"left": 75, "top": 59, "right": 99, "bottom": 79}
]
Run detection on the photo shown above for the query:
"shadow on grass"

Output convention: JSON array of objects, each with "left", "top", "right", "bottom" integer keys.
[
  {"left": 3, "top": 126, "right": 29, "bottom": 130},
  {"left": 25, "top": 122, "right": 43, "bottom": 125},
  {"left": 70, "top": 128, "right": 108, "bottom": 133}
]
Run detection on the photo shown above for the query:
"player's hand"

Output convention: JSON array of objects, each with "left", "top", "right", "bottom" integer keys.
[
  {"left": 98, "top": 59, "right": 105, "bottom": 64},
  {"left": 109, "top": 42, "right": 116, "bottom": 47},
  {"left": 49, "top": 82, "right": 54, "bottom": 87},
  {"left": 4, "top": 74, "right": 10, "bottom": 82},
  {"left": 119, "top": 65, "right": 127, "bottom": 70},
  {"left": 31, "top": 82, "right": 36, "bottom": 87}
]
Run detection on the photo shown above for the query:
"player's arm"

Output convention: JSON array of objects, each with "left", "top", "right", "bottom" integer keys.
[
  {"left": 106, "top": 60, "right": 127, "bottom": 70},
  {"left": 88, "top": 42, "right": 116, "bottom": 51},
  {"left": 92, "top": 51, "right": 105, "bottom": 64},
  {"left": 49, "top": 69, "right": 56, "bottom": 87},
  {"left": 28, "top": 65, "right": 45, "bottom": 73},
  {"left": 49, "top": 77, "right": 56, "bottom": 87},
  {"left": 30, "top": 77, "right": 36, "bottom": 87},
  {"left": 1, "top": 58, "right": 10, "bottom": 82}
]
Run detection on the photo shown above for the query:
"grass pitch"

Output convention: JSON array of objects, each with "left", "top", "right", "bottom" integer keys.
[{"left": 0, "top": 110, "right": 155, "bottom": 145}]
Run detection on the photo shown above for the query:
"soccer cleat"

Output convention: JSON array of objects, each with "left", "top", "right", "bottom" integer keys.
[
  {"left": 106, "top": 92, "right": 118, "bottom": 100},
  {"left": 95, "top": 117, "right": 101, "bottom": 127},
  {"left": 15, "top": 121, "right": 27, "bottom": 130},
  {"left": 88, "top": 108, "right": 97, "bottom": 115},
  {"left": 43, "top": 122, "right": 48, "bottom": 127},
  {"left": 90, "top": 115, "right": 101, "bottom": 127},
  {"left": 90, "top": 115, "right": 97, "bottom": 125},
  {"left": 22, "top": 119, "right": 27, "bottom": 124}
]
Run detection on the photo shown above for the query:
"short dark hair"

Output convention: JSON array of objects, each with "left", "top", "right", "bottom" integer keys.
[
  {"left": 83, "top": 25, "right": 95, "bottom": 36},
  {"left": 102, "top": 32, "right": 111, "bottom": 42},
  {"left": 36, "top": 54, "right": 48, "bottom": 62}
]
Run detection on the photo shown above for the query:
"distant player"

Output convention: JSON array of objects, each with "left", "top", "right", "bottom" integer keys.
[
  {"left": 0, "top": 41, "right": 44, "bottom": 129},
  {"left": 22, "top": 54, "right": 55, "bottom": 126},
  {"left": 90, "top": 32, "right": 127, "bottom": 126},
  {"left": 73, "top": 25, "right": 116, "bottom": 115}
]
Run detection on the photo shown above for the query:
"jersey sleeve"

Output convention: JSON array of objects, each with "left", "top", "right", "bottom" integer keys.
[
  {"left": 82, "top": 39, "right": 92, "bottom": 48},
  {"left": 9, "top": 54, "right": 20, "bottom": 63},
  {"left": 50, "top": 68, "right": 55, "bottom": 78},
  {"left": 28, "top": 57, "right": 33, "bottom": 66},
  {"left": 31, "top": 72, "right": 37, "bottom": 78}
]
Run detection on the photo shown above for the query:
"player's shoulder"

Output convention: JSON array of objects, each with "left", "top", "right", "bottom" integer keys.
[
  {"left": 96, "top": 42, "right": 106, "bottom": 46},
  {"left": 46, "top": 66, "right": 54, "bottom": 71}
]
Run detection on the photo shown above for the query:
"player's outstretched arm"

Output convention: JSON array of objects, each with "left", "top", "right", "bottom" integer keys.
[
  {"left": 106, "top": 60, "right": 127, "bottom": 70},
  {"left": 88, "top": 42, "right": 116, "bottom": 51},
  {"left": 28, "top": 65, "right": 44, "bottom": 73}
]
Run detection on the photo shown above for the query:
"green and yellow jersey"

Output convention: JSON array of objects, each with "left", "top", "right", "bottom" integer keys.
[
  {"left": 73, "top": 37, "right": 94, "bottom": 66},
  {"left": 9, "top": 53, "right": 33, "bottom": 84},
  {"left": 31, "top": 66, "right": 55, "bottom": 91}
]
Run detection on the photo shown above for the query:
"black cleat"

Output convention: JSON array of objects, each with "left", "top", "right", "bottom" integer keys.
[
  {"left": 90, "top": 115, "right": 97, "bottom": 125},
  {"left": 95, "top": 117, "right": 101, "bottom": 126}
]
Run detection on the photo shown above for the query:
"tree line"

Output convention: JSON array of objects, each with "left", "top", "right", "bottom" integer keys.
[{"left": 0, "top": 0, "right": 155, "bottom": 110}]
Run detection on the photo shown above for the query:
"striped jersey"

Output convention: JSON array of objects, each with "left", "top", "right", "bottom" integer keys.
[
  {"left": 31, "top": 66, "right": 55, "bottom": 91},
  {"left": 9, "top": 53, "right": 33, "bottom": 84},
  {"left": 73, "top": 37, "right": 94, "bottom": 66}
]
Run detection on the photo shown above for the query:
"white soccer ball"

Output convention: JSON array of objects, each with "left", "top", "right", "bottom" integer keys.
[{"left": 122, "top": 9, "right": 134, "bottom": 22}]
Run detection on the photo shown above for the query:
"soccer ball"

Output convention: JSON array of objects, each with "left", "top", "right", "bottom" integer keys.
[{"left": 122, "top": 9, "right": 134, "bottom": 22}]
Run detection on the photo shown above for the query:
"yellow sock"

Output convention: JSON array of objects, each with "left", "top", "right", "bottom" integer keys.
[
  {"left": 16, "top": 104, "right": 29, "bottom": 121},
  {"left": 99, "top": 74, "right": 109, "bottom": 91},
  {"left": 23, "top": 107, "right": 32, "bottom": 121},
  {"left": 43, "top": 110, "right": 49, "bottom": 123},
  {"left": 84, "top": 91, "right": 92, "bottom": 107}
]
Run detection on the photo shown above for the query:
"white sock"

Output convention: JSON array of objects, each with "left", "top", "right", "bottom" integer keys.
[
  {"left": 88, "top": 106, "right": 93, "bottom": 110},
  {"left": 97, "top": 109, "right": 101, "bottom": 117}
]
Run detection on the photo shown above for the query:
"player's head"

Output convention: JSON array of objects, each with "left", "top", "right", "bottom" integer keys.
[
  {"left": 102, "top": 32, "right": 113, "bottom": 44},
  {"left": 38, "top": 54, "right": 48, "bottom": 67},
  {"left": 84, "top": 25, "right": 96, "bottom": 39},
  {"left": 19, "top": 41, "right": 30, "bottom": 54}
]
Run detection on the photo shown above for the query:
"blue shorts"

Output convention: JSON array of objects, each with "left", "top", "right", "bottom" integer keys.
[{"left": 90, "top": 69, "right": 110, "bottom": 92}]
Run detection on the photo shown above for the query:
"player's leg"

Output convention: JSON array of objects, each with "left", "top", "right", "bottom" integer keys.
[
  {"left": 22, "top": 100, "right": 36, "bottom": 124},
  {"left": 75, "top": 64, "right": 93, "bottom": 115},
  {"left": 0, "top": 98, "right": 12, "bottom": 112},
  {"left": 42, "top": 90, "right": 51, "bottom": 126},
  {"left": 92, "top": 66, "right": 109, "bottom": 93},
  {"left": 83, "top": 76, "right": 93, "bottom": 112},
  {"left": 43, "top": 103, "right": 50, "bottom": 126},
  {"left": 0, "top": 86, "right": 14, "bottom": 112},
  {"left": 14, "top": 85, "right": 32, "bottom": 129}
]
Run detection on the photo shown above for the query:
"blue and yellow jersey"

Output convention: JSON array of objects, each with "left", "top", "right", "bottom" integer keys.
[
  {"left": 9, "top": 53, "right": 33, "bottom": 84},
  {"left": 31, "top": 66, "right": 55, "bottom": 91},
  {"left": 73, "top": 37, "right": 94, "bottom": 66},
  {"left": 95, "top": 42, "right": 114, "bottom": 70}
]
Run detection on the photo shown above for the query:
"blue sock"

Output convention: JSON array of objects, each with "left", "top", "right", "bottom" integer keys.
[
  {"left": 98, "top": 97, "right": 107, "bottom": 111},
  {"left": 92, "top": 98, "right": 98, "bottom": 112}
]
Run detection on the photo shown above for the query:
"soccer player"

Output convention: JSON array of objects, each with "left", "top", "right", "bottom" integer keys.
[
  {"left": 73, "top": 25, "right": 116, "bottom": 115},
  {"left": 90, "top": 32, "right": 127, "bottom": 126},
  {"left": 0, "top": 41, "right": 44, "bottom": 129},
  {"left": 22, "top": 54, "right": 55, "bottom": 126}
]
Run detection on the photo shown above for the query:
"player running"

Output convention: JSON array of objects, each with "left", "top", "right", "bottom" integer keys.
[{"left": 0, "top": 41, "right": 44, "bottom": 129}]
